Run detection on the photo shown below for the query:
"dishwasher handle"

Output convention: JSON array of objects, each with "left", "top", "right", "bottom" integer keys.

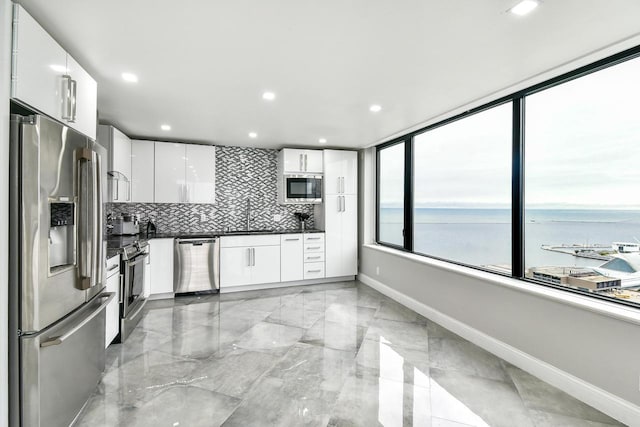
[{"left": 176, "top": 238, "right": 217, "bottom": 245}]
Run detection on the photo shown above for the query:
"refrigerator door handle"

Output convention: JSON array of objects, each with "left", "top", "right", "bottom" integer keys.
[
  {"left": 93, "top": 151, "right": 104, "bottom": 287},
  {"left": 40, "top": 292, "right": 115, "bottom": 348},
  {"left": 77, "top": 148, "right": 93, "bottom": 289}
]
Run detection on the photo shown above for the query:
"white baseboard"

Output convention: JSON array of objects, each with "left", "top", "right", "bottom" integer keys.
[
  {"left": 358, "top": 273, "right": 640, "bottom": 427},
  {"left": 220, "top": 276, "right": 355, "bottom": 293}
]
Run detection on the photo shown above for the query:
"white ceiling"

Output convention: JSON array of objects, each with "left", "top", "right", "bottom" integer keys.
[{"left": 16, "top": 0, "right": 640, "bottom": 149}]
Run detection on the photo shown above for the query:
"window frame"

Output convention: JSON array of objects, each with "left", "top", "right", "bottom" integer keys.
[{"left": 375, "top": 44, "right": 640, "bottom": 309}]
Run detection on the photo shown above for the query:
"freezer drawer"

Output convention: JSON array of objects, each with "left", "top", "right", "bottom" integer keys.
[
  {"left": 174, "top": 238, "right": 220, "bottom": 293},
  {"left": 19, "top": 292, "right": 113, "bottom": 427}
]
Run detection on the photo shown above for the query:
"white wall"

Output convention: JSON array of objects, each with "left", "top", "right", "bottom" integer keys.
[
  {"left": 357, "top": 38, "right": 640, "bottom": 426},
  {"left": 0, "top": 0, "right": 12, "bottom": 424}
]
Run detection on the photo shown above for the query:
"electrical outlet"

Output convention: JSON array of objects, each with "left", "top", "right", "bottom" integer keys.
[
  {"left": 376, "top": 266, "right": 380, "bottom": 276},
  {"left": 273, "top": 214, "right": 282, "bottom": 222}
]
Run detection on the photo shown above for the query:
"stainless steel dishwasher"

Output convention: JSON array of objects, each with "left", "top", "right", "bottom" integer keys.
[{"left": 174, "top": 237, "right": 220, "bottom": 294}]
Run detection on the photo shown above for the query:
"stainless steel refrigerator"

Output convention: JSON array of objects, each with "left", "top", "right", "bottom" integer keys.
[{"left": 9, "top": 114, "right": 114, "bottom": 427}]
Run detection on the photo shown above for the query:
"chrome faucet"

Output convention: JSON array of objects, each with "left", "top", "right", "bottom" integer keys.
[{"left": 246, "top": 198, "right": 253, "bottom": 231}]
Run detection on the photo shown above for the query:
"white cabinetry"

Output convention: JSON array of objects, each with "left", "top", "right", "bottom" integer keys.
[
  {"left": 324, "top": 149, "right": 357, "bottom": 195},
  {"left": 315, "top": 150, "right": 358, "bottom": 278},
  {"left": 148, "top": 239, "right": 174, "bottom": 296},
  {"left": 281, "top": 234, "right": 303, "bottom": 282},
  {"left": 220, "top": 235, "right": 280, "bottom": 287},
  {"left": 154, "top": 142, "right": 186, "bottom": 203},
  {"left": 280, "top": 148, "right": 323, "bottom": 173},
  {"left": 131, "top": 140, "right": 155, "bottom": 203},
  {"left": 154, "top": 142, "right": 215, "bottom": 203},
  {"left": 12, "top": 5, "right": 97, "bottom": 139},
  {"left": 303, "top": 233, "right": 325, "bottom": 279},
  {"left": 99, "top": 125, "right": 132, "bottom": 202},
  {"left": 105, "top": 255, "right": 120, "bottom": 348},
  {"left": 185, "top": 144, "right": 216, "bottom": 203}
]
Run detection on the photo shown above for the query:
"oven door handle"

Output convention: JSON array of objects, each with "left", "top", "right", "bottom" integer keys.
[{"left": 125, "top": 252, "right": 149, "bottom": 267}]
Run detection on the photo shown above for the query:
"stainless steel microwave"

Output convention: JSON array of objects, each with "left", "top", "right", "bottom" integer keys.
[{"left": 282, "top": 174, "right": 323, "bottom": 204}]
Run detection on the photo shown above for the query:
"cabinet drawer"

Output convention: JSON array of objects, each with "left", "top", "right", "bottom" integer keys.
[
  {"left": 304, "top": 233, "right": 324, "bottom": 243},
  {"left": 304, "top": 242, "right": 324, "bottom": 253},
  {"left": 304, "top": 262, "right": 325, "bottom": 280},
  {"left": 304, "top": 253, "right": 325, "bottom": 263},
  {"left": 221, "top": 235, "right": 281, "bottom": 248},
  {"left": 106, "top": 255, "right": 120, "bottom": 278},
  {"left": 281, "top": 234, "right": 303, "bottom": 244}
]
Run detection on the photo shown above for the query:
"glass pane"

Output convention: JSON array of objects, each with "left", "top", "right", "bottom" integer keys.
[
  {"left": 525, "top": 56, "right": 640, "bottom": 307},
  {"left": 378, "top": 143, "right": 405, "bottom": 246},
  {"left": 413, "top": 103, "right": 512, "bottom": 272}
]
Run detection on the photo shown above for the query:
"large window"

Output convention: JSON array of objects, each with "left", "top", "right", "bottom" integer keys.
[
  {"left": 524, "top": 55, "right": 640, "bottom": 300},
  {"left": 377, "top": 142, "right": 405, "bottom": 247},
  {"left": 376, "top": 46, "right": 640, "bottom": 309},
  {"left": 413, "top": 103, "right": 512, "bottom": 271}
]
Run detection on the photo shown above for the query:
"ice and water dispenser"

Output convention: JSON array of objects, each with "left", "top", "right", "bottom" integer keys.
[{"left": 49, "top": 201, "right": 76, "bottom": 271}]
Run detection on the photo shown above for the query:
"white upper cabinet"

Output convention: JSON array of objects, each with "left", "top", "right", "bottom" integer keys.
[
  {"left": 65, "top": 55, "right": 97, "bottom": 139},
  {"left": 99, "top": 125, "right": 132, "bottom": 202},
  {"left": 12, "top": 5, "right": 97, "bottom": 139},
  {"left": 185, "top": 144, "right": 215, "bottom": 204},
  {"left": 154, "top": 142, "right": 186, "bottom": 203},
  {"left": 281, "top": 149, "right": 323, "bottom": 174},
  {"left": 324, "top": 150, "right": 357, "bottom": 195},
  {"left": 131, "top": 140, "right": 155, "bottom": 203},
  {"left": 11, "top": 5, "right": 66, "bottom": 122}
]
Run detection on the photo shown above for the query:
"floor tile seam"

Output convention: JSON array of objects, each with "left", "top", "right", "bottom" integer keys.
[
  {"left": 428, "top": 366, "right": 520, "bottom": 388},
  {"left": 297, "top": 339, "right": 361, "bottom": 356},
  {"left": 360, "top": 337, "right": 429, "bottom": 355},
  {"left": 523, "top": 403, "right": 623, "bottom": 426},
  {"left": 351, "top": 367, "right": 432, "bottom": 391},
  {"left": 370, "top": 315, "right": 430, "bottom": 327},
  {"left": 430, "top": 415, "right": 477, "bottom": 427}
]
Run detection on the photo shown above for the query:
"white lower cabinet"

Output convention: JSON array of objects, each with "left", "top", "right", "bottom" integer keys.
[
  {"left": 220, "top": 235, "right": 280, "bottom": 288},
  {"left": 281, "top": 234, "right": 303, "bottom": 282},
  {"left": 105, "top": 255, "right": 120, "bottom": 348},
  {"left": 148, "top": 238, "right": 175, "bottom": 295}
]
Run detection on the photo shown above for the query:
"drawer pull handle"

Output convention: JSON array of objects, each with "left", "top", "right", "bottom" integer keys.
[
  {"left": 306, "top": 256, "right": 321, "bottom": 259},
  {"left": 307, "top": 246, "right": 321, "bottom": 250},
  {"left": 306, "top": 237, "right": 321, "bottom": 240},
  {"left": 307, "top": 269, "right": 322, "bottom": 273},
  {"left": 285, "top": 238, "right": 300, "bottom": 241}
]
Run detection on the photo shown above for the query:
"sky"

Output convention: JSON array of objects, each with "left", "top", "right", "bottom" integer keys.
[{"left": 379, "top": 55, "right": 640, "bottom": 210}]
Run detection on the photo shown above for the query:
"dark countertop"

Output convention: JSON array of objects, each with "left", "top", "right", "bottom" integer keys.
[{"left": 106, "top": 229, "right": 324, "bottom": 258}]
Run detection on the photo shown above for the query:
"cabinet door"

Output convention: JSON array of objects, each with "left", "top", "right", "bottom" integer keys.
[
  {"left": 341, "top": 151, "right": 358, "bottom": 195},
  {"left": 282, "top": 149, "right": 305, "bottom": 173},
  {"left": 323, "top": 150, "right": 343, "bottom": 195},
  {"left": 340, "top": 195, "right": 358, "bottom": 276},
  {"left": 303, "top": 150, "right": 324, "bottom": 174},
  {"left": 281, "top": 234, "right": 303, "bottom": 282},
  {"left": 185, "top": 144, "right": 215, "bottom": 203},
  {"left": 149, "top": 239, "right": 174, "bottom": 294},
  {"left": 324, "top": 195, "right": 344, "bottom": 278},
  {"left": 131, "top": 140, "right": 155, "bottom": 202},
  {"left": 220, "top": 247, "right": 253, "bottom": 287},
  {"left": 66, "top": 54, "right": 97, "bottom": 140},
  {"left": 105, "top": 272, "right": 120, "bottom": 347},
  {"left": 154, "top": 142, "right": 186, "bottom": 203},
  {"left": 252, "top": 245, "right": 281, "bottom": 284},
  {"left": 12, "top": 5, "right": 67, "bottom": 122}
]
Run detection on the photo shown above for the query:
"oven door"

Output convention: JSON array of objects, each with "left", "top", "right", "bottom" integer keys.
[
  {"left": 285, "top": 175, "right": 322, "bottom": 203},
  {"left": 122, "top": 252, "right": 148, "bottom": 318}
]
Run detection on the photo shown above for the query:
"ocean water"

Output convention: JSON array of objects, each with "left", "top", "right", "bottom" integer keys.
[{"left": 379, "top": 208, "right": 640, "bottom": 269}]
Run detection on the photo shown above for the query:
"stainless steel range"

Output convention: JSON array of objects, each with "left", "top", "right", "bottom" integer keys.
[{"left": 116, "top": 240, "right": 149, "bottom": 342}]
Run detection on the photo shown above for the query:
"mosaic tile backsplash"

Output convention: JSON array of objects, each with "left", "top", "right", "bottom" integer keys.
[{"left": 107, "top": 145, "right": 315, "bottom": 234}]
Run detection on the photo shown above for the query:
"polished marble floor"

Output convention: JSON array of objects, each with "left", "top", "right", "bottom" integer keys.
[{"left": 75, "top": 281, "right": 625, "bottom": 427}]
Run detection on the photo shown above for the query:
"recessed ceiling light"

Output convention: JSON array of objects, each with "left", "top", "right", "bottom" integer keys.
[
  {"left": 262, "top": 91, "right": 276, "bottom": 101},
  {"left": 369, "top": 104, "right": 382, "bottom": 113},
  {"left": 49, "top": 64, "right": 67, "bottom": 73},
  {"left": 161, "top": 124, "right": 171, "bottom": 131},
  {"left": 319, "top": 138, "right": 327, "bottom": 144},
  {"left": 510, "top": 0, "right": 539, "bottom": 16},
  {"left": 121, "top": 72, "right": 138, "bottom": 83},
  {"left": 249, "top": 132, "right": 258, "bottom": 139}
]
